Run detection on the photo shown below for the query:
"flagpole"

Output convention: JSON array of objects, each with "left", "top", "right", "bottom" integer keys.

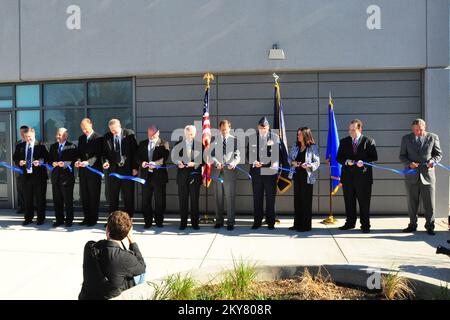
[
  {"left": 322, "top": 91, "right": 338, "bottom": 225},
  {"left": 200, "top": 73, "right": 215, "bottom": 224},
  {"left": 321, "top": 175, "right": 338, "bottom": 224},
  {"left": 273, "top": 73, "right": 281, "bottom": 225}
]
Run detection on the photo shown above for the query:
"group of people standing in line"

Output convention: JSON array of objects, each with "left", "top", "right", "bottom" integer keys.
[{"left": 13, "top": 116, "right": 442, "bottom": 235}]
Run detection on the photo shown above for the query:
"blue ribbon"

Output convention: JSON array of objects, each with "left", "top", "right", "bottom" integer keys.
[
  {"left": 361, "top": 161, "right": 416, "bottom": 174},
  {"left": 0, "top": 162, "right": 24, "bottom": 174},
  {"left": 223, "top": 163, "right": 252, "bottom": 180},
  {"left": 190, "top": 172, "right": 224, "bottom": 183},
  {"left": 83, "top": 165, "right": 105, "bottom": 178},
  {"left": 436, "top": 162, "right": 450, "bottom": 171},
  {"left": 235, "top": 166, "right": 252, "bottom": 180},
  {"left": 67, "top": 164, "right": 73, "bottom": 173},
  {"left": 274, "top": 166, "right": 297, "bottom": 173},
  {"left": 39, "top": 161, "right": 54, "bottom": 171},
  {"left": 109, "top": 173, "right": 146, "bottom": 185},
  {"left": 145, "top": 163, "right": 178, "bottom": 170}
]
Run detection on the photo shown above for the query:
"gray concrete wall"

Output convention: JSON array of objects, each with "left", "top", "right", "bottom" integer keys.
[
  {"left": 0, "top": 1, "right": 20, "bottom": 82},
  {"left": 1, "top": 0, "right": 433, "bottom": 82},
  {"left": 135, "top": 71, "right": 422, "bottom": 215},
  {"left": 424, "top": 0, "right": 450, "bottom": 219}
]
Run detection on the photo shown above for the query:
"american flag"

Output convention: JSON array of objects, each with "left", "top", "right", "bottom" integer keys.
[{"left": 201, "top": 86, "right": 212, "bottom": 187}]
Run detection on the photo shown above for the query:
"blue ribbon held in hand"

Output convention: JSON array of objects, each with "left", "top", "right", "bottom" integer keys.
[
  {"left": 83, "top": 165, "right": 105, "bottom": 178},
  {"left": 144, "top": 163, "right": 178, "bottom": 170},
  {"left": 224, "top": 163, "right": 252, "bottom": 180},
  {"left": 109, "top": 173, "right": 146, "bottom": 185},
  {"left": 190, "top": 172, "right": 224, "bottom": 183},
  {"left": 274, "top": 166, "right": 297, "bottom": 174},
  {"left": 39, "top": 161, "right": 54, "bottom": 171},
  {"left": 418, "top": 162, "right": 450, "bottom": 172},
  {"left": 0, "top": 162, "right": 24, "bottom": 174},
  {"left": 436, "top": 162, "right": 450, "bottom": 171},
  {"left": 361, "top": 161, "right": 416, "bottom": 174}
]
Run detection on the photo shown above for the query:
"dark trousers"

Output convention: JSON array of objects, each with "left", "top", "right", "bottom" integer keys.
[
  {"left": 23, "top": 175, "right": 47, "bottom": 223},
  {"left": 142, "top": 180, "right": 166, "bottom": 225},
  {"left": 178, "top": 180, "right": 200, "bottom": 227},
  {"left": 342, "top": 178, "right": 372, "bottom": 230},
  {"left": 52, "top": 178, "right": 74, "bottom": 223},
  {"left": 16, "top": 174, "right": 25, "bottom": 211},
  {"left": 80, "top": 172, "right": 101, "bottom": 224},
  {"left": 108, "top": 177, "right": 135, "bottom": 217},
  {"left": 251, "top": 174, "right": 277, "bottom": 227},
  {"left": 293, "top": 173, "right": 313, "bottom": 231}
]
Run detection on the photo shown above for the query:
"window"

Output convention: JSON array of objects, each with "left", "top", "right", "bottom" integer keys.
[
  {"left": 44, "top": 83, "right": 84, "bottom": 107},
  {"left": 0, "top": 86, "right": 12, "bottom": 98},
  {"left": 88, "top": 108, "right": 133, "bottom": 136},
  {"left": 0, "top": 86, "right": 13, "bottom": 109},
  {"left": 16, "top": 85, "right": 40, "bottom": 107},
  {"left": 16, "top": 110, "right": 41, "bottom": 141},
  {"left": 44, "top": 109, "right": 85, "bottom": 144},
  {"left": 0, "top": 101, "right": 12, "bottom": 108},
  {"left": 88, "top": 80, "right": 132, "bottom": 105},
  {"left": 11, "top": 79, "right": 132, "bottom": 209}
]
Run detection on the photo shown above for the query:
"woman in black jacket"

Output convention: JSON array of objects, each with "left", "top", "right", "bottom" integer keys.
[{"left": 79, "top": 211, "right": 146, "bottom": 300}]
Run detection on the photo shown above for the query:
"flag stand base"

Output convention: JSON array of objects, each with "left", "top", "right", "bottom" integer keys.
[
  {"left": 321, "top": 215, "right": 338, "bottom": 225},
  {"left": 200, "top": 215, "right": 215, "bottom": 224}
]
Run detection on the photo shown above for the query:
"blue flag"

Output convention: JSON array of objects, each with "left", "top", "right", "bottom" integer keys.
[{"left": 326, "top": 93, "right": 342, "bottom": 195}]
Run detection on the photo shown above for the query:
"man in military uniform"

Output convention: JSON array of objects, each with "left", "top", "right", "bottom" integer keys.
[{"left": 248, "top": 117, "right": 279, "bottom": 230}]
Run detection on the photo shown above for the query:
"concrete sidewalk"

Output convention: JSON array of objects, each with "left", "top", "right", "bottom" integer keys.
[{"left": 0, "top": 211, "right": 449, "bottom": 300}]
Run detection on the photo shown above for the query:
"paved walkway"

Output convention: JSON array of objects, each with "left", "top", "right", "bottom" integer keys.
[{"left": 0, "top": 211, "right": 449, "bottom": 299}]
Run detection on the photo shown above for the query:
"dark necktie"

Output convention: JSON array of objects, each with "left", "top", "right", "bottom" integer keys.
[
  {"left": 58, "top": 144, "right": 63, "bottom": 157},
  {"left": 416, "top": 137, "right": 422, "bottom": 150},
  {"left": 352, "top": 138, "right": 358, "bottom": 155},
  {"left": 187, "top": 142, "right": 194, "bottom": 162},
  {"left": 222, "top": 137, "right": 227, "bottom": 160},
  {"left": 148, "top": 140, "right": 154, "bottom": 161},
  {"left": 26, "top": 145, "right": 32, "bottom": 171},
  {"left": 114, "top": 135, "right": 121, "bottom": 162}
]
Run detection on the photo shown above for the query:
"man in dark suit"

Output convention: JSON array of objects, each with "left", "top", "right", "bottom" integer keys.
[
  {"left": 75, "top": 118, "right": 103, "bottom": 227},
  {"left": 15, "top": 125, "right": 28, "bottom": 214},
  {"left": 248, "top": 117, "right": 280, "bottom": 230},
  {"left": 173, "top": 125, "right": 203, "bottom": 230},
  {"left": 48, "top": 128, "right": 78, "bottom": 227},
  {"left": 399, "top": 118, "right": 442, "bottom": 235},
  {"left": 13, "top": 127, "right": 49, "bottom": 226},
  {"left": 136, "top": 125, "right": 170, "bottom": 228},
  {"left": 102, "top": 119, "right": 138, "bottom": 217},
  {"left": 337, "top": 119, "right": 378, "bottom": 233}
]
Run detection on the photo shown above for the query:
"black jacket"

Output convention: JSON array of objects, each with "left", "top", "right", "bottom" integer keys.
[
  {"left": 103, "top": 128, "right": 138, "bottom": 174},
  {"left": 174, "top": 139, "right": 203, "bottom": 185},
  {"left": 79, "top": 240, "right": 146, "bottom": 300},
  {"left": 136, "top": 138, "right": 170, "bottom": 184},
  {"left": 48, "top": 141, "right": 78, "bottom": 184},
  {"left": 337, "top": 135, "right": 378, "bottom": 183},
  {"left": 77, "top": 132, "right": 104, "bottom": 175},
  {"left": 13, "top": 141, "right": 49, "bottom": 181}
]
